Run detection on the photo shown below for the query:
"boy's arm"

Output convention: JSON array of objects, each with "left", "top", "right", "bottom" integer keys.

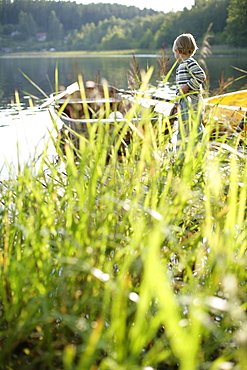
[
  {"left": 181, "top": 84, "right": 189, "bottom": 94},
  {"left": 187, "top": 60, "right": 206, "bottom": 90}
]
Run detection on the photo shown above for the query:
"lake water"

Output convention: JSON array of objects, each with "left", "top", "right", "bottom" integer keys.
[
  {"left": 0, "top": 53, "right": 246, "bottom": 179},
  {"left": 0, "top": 54, "right": 246, "bottom": 105}
]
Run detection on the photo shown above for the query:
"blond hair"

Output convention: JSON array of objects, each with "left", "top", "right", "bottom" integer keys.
[{"left": 173, "top": 33, "right": 198, "bottom": 56}]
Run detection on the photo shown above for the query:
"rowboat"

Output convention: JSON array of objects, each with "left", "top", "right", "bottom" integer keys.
[
  {"left": 46, "top": 82, "right": 247, "bottom": 153},
  {"left": 47, "top": 81, "right": 174, "bottom": 154},
  {"left": 204, "top": 89, "right": 247, "bottom": 134}
]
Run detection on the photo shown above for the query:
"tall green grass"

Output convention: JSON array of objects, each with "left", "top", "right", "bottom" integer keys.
[{"left": 0, "top": 81, "right": 247, "bottom": 370}]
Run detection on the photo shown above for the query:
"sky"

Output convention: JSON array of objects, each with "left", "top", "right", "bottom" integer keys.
[{"left": 75, "top": 0, "right": 195, "bottom": 13}]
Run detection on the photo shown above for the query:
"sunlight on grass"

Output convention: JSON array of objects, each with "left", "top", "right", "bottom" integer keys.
[{"left": 0, "top": 72, "right": 247, "bottom": 370}]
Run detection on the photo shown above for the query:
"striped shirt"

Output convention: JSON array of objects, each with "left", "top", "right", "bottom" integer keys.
[{"left": 176, "top": 57, "right": 206, "bottom": 100}]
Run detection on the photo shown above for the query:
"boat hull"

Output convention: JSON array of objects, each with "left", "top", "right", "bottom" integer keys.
[
  {"left": 204, "top": 89, "right": 247, "bottom": 131},
  {"left": 49, "top": 84, "right": 174, "bottom": 154}
]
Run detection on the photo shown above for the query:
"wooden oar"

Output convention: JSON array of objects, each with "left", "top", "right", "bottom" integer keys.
[
  {"left": 106, "top": 83, "right": 173, "bottom": 102},
  {"left": 40, "top": 82, "right": 79, "bottom": 109}
]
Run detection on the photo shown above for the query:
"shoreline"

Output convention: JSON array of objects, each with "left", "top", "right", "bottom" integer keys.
[{"left": 1, "top": 46, "right": 247, "bottom": 58}]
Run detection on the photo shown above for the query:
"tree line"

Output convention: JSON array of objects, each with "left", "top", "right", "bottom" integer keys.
[{"left": 0, "top": 0, "right": 246, "bottom": 52}]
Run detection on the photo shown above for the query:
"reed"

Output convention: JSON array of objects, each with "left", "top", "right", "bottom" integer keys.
[{"left": 0, "top": 75, "right": 247, "bottom": 370}]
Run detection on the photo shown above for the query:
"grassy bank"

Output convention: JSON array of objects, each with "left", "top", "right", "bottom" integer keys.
[
  {"left": 1, "top": 83, "right": 247, "bottom": 370},
  {"left": 210, "top": 45, "right": 247, "bottom": 56},
  {"left": 1, "top": 46, "right": 247, "bottom": 58}
]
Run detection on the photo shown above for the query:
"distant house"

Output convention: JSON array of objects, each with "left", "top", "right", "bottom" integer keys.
[
  {"left": 11, "top": 30, "right": 20, "bottom": 37},
  {"left": 36, "top": 33, "right": 47, "bottom": 42}
]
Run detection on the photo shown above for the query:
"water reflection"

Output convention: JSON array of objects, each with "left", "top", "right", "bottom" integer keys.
[{"left": 0, "top": 104, "right": 60, "bottom": 180}]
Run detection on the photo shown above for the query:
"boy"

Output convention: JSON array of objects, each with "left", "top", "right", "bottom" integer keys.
[{"left": 171, "top": 33, "right": 206, "bottom": 146}]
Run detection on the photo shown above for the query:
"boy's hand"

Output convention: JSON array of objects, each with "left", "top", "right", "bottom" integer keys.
[
  {"left": 168, "top": 104, "right": 178, "bottom": 127},
  {"left": 169, "top": 104, "right": 178, "bottom": 117}
]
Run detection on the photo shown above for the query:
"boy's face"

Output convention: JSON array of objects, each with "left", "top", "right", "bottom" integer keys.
[{"left": 173, "top": 48, "right": 181, "bottom": 61}]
